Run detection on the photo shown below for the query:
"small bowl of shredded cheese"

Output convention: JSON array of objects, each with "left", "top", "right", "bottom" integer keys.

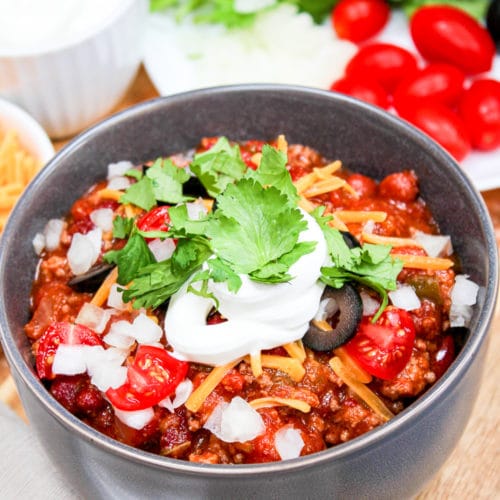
[{"left": 0, "top": 98, "right": 54, "bottom": 231}]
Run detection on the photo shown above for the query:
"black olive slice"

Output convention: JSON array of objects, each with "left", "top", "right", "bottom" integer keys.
[
  {"left": 184, "top": 176, "right": 209, "bottom": 198},
  {"left": 340, "top": 231, "right": 361, "bottom": 249},
  {"left": 68, "top": 262, "right": 114, "bottom": 291},
  {"left": 302, "top": 284, "right": 363, "bottom": 351}
]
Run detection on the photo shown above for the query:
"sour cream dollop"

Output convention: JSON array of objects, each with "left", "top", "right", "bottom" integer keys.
[{"left": 164, "top": 211, "right": 328, "bottom": 365}]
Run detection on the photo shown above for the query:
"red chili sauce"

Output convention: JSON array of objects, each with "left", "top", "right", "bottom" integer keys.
[{"left": 25, "top": 138, "right": 458, "bottom": 464}]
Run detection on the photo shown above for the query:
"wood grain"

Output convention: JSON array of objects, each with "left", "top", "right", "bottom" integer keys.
[{"left": 1, "top": 65, "right": 498, "bottom": 498}]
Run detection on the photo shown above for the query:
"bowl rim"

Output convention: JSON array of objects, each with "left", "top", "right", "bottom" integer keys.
[
  {"left": 0, "top": 0, "right": 138, "bottom": 58},
  {"left": 1, "top": 83, "right": 498, "bottom": 476},
  {"left": 0, "top": 97, "right": 54, "bottom": 163}
]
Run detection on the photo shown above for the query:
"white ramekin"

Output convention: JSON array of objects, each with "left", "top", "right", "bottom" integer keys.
[
  {"left": 0, "top": 98, "right": 54, "bottom": 164},
  {"left": 0, "top": 0, "right": 147, "bottom": 139}
]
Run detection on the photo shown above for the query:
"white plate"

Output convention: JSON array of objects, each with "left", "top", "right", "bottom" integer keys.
[{"left": 143, "top": 9, "right": 500, "bottom": 192}]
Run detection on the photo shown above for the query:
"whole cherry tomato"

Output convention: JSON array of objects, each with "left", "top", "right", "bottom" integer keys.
[
  {"left": 410, "top": 5, "right": 495, "bottom": 75},
  {"left": 330, "top": 75, "right": 390, "bottom": 109},
  {"left": 36, "top": 322, "right": 104, "bottom": 380},
  {"left": 459, "top": 78, "right": 500, "bottom": 151},
  {"left": 106, "top": 345, "right": 188, "bottom": 411},
  {"left": 344, "top": 306, "right": 416, "bottom": 380},
  {"left": 393, "top": 63, "right": 466, "bottom": 113},
  {"left": 331, "top": 0, "right": 390, "bottom": 43},
  {"left": 400, "top": 103, "right": 471, "bottom": 161},
  {"left": 345, "top": 43, "right": 419, "bottom": 92}
]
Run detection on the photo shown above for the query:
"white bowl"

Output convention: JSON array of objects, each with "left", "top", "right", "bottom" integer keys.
[
  {"left": 0, "top": 98, "right": 54, "bottom": 163},
  {"left": 0, "top": 0, "right": 147, "bottom": 139}
]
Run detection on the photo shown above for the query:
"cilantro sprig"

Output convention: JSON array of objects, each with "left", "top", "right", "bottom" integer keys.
[
  {"left": 105, "top": 139, "right": 314, "bottom": 308},
  {"left": 312, "top": 207, "right": 403, "bottom": 321},
  {"left": 105, "top": 138, "right": 403, "bottom": 319}
]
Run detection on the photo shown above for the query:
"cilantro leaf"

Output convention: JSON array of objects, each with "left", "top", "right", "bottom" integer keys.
[
  {"left": 207, "top": 178, "right": 309, "bottom": 276},
  {"left": 146, "top": 158, "right": 192, "bottom": 204},
  {"left": 245, "top": 144, "right": 298, "bottom": 203},
  {"left": 104, "top": 233, "right": 156, "bottom": 285},
  {"left": 123, "top": 237, "right": 212, "bottom": 309},
  {"left": 112, "top": 216, "right": 134, "bottom": 239},
  {"left": 189, "top": 137, "right": 247, "bottom": 197},
  {"left": 206, "top": 258, "right": 242, "bottom": 293},
  {"left": 120, "top": 176, "right": 156, "bottom": 211},
  {"left": 168, "top": 204, "right": 210, "bottom": 237}
]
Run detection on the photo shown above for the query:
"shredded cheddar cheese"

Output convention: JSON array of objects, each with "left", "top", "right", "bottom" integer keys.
[
  {"left": 396, "top": 254, "right": 454, "bottom": 270},
  {"left": 185, "top": 357, "right": 243, "bottom": 413},
  {"left": 329, "top": 356, "right": 393, "bottom": 422},
  {"left": 249, "top": 397, "right": 311, "bottom": 413},
  {"left": 90, "top": 266, "right": 119, "bottom": 307}
]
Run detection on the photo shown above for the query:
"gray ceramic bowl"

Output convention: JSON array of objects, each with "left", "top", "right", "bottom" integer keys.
[{"left": 0, "top": 85, "right": 497, "bottom": 499}]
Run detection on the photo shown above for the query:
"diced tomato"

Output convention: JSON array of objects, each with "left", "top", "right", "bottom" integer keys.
[
  {"left": 106, "top": 345, "right": 188, "bottom": 411},
  {"left": 344, "top": 306, "right": 416, "bottom": 380},
  {"left": 36, "top": 322, "right": 104, "bottom": 379}
]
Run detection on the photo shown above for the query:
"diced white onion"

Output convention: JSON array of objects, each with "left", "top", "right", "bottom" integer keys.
[
  {"left": 90, "top": 364, "right": 128, "bottom": 392},
  {"left": 234, "top": 0, "right": 276, "bottom": 13},
  {"left": 204, "top": 396, "right": 265, "bottom": 443},
  {"left": 131, "top": 313, "right": 163, "bottom": 344},
  {"left": 107, "top": 284, "right": 127, "bottom": 311},
  {"left": 32, "top": 233, "right": 45, "bottom": 255},
  {"left": 274, "top": 425, "right": 304, "bottom": 460},
  {"left": 450, "top": 275, "right": 479, "bottom": 327},
  {"left": 414, "top": 231, "right": 452, "bottom": 258},
  {"left": 159, "top": 378, "right": 193, "bottom": 412},
  {"left": 389, "top": 285, "right": 421, "bottom": 311},
  {"left": 362, "top": 220, "right": 375, "bottom": 234},
  {"left": 107, "top": 176, "right": 131, "bottom": 191},
  {"left": 85, "top": 227, "right": 103, "bottom": 262},
  {"left": 313, "top": 297, "right": 338, "bottom": 321},
  {"left": 103, "top": 320, "right": 136, "bottom": 349},
  {"left": 43, "top": 219, "right": 65, "bottom": 251},
  {"left": 84, "top": 345, "right": 127, "bottom": 375},
  {"left": 148, "top": 238, "right": 175, "bottom": 262},
  {"left": 113, "top": 407, "right": 155, "bottom": 430},
  {"left": 186, "top": 200, "right": 208, "bottom": 220},
  {"left": 360, "top": 291, "right": 380, "bottom": 316},
  {"left": 52, "top": 344, "right": 87, "bottom": 376},
  {"left": 67, "top": 228, "right": 102, "bottom": 276},
  {"left": 90, "top": 208, "right": 114, "bottom": 232},
  {"left": 451, "top": 275, "right": 479, "bottom": 306},
  {"left": 75, "top": 303, "right": 113, "bottom": 333},
  {"left": 107, "top": 161, "right": 134, "bottom": 179}
]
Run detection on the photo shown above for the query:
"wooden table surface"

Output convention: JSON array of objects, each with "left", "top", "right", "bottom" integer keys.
[{"left": 1, "top": 66, "right": 499, "bottom": 498}]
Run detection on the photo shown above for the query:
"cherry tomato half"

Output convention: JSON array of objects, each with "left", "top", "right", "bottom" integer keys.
[
  {"left": 393, "top": 63, "right": 466, "bottom": 114},
  {"left": 36, "top": 322, "right": 104, "bottom": 380},
  {"left": 345, "top": 43, "right": 418, "bottom": 92},
  {"left": 330, "top": 76, "right": 390, "bottom": 109},
  {"left": 106, "top": 345, "right": 188, "bottom": 411},
  {"left": 410, "top": 5, "right": 495, "bottom": 75},
  {"left": 400, "top": 103, "right": 471, "bottom": 161},
  {"left": 344, "top": 306, "right": 416, "bottom": 380},
  {"left": 459, "top": 79, "right": 500, "bottom": 151},
  {"left": 136, "top": 205, "right": 172, "bottom": 242},
  {"left": 331, "top": 0, "right": 390, "bottom": 43}
]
